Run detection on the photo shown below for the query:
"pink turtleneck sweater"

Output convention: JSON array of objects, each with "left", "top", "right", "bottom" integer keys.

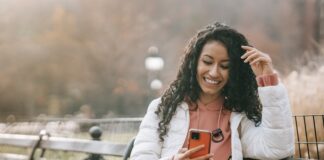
[{"left": 183, "top": 97, "right": 232, "bottom": 160}]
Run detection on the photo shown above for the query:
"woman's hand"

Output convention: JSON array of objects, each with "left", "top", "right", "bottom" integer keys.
[
  {"left": 241, "top": 46, "right": 275, "bottom": 77},
  {"left": 173, "top": 145, "right": 214, "bottom": 160}
]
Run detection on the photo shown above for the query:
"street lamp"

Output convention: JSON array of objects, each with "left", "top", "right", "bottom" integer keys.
[
  {"left": 145, "top": 46, "right": 164, "bottom": 91},
  {"left": 145, "top": 46, "right": 164, "bottom": 72}
]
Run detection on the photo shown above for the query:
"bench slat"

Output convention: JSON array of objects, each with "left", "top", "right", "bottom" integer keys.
[
  {"left": 0, "top": 153, "right": 28, "bottom": 160},
  {"left": 0, "top": 134, "right": 38, "bottom": 147},
  {"left": 41, "top": 137, "right": 127, "bottom": 156},
  {"left": 0, "top": 134, "right": 127, "bottom": 156}
]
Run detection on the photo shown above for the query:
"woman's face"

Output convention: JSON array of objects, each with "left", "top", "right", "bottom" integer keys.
[{"left": 196, "top": 40, "right": 229, "bottom": 100}]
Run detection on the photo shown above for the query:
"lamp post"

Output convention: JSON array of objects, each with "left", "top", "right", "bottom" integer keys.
[{"left": 145, "top": 46, "right": 164, "bottom": 101}]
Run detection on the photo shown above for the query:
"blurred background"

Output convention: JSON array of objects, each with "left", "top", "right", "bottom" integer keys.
[
  {"left": 0, "top": 0, "right": 323, "bottom": 159},
  {"left": 0, "top": 0, "right": 323, "bottom": 121}
]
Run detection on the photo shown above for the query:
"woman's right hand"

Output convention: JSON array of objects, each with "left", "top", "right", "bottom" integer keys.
[{"left": 173, "top": 145, "right": 214, "bottom": 160}]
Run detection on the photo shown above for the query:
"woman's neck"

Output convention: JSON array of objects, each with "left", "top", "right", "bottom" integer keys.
[{"left": 199, "top": 93, "right": 222, "bottom": 105}]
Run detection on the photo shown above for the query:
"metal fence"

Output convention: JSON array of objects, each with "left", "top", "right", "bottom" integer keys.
[{"left": 293, "top": 115, "right": 324, "bottom": 159}]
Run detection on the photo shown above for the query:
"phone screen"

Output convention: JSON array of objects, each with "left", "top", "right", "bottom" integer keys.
[{"left": 188, "top": 129, "right": 211, "bottom": 159}]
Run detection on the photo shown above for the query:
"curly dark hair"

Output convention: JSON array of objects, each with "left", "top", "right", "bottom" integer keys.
[{"left": 155, "top": 22, "right": 262, "bottom": 142}]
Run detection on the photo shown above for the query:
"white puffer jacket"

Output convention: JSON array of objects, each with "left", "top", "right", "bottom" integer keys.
[{"left": 130, "top": 83, "right": 295, "bottom": 160}]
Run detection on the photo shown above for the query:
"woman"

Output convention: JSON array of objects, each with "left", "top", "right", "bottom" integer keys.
[{"left": 131, "top": 22, "right": 294, "bottom": 160}]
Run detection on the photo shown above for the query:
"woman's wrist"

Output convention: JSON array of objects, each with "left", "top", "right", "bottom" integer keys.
[{"left": 256, "top": 73, "right": 279, "bottom": 87}]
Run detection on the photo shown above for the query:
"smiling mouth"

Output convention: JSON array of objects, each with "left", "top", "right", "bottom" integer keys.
[{"left": 204, "top": 77, "right": 221, "bottom": 85}]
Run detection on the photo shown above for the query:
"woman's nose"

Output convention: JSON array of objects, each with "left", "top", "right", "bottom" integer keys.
[{"left": 208, "top": 64, "right": 219, "bottom": 77}]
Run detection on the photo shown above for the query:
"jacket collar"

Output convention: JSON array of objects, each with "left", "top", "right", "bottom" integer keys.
[
  {"left": 179, "top": 101, "right": 189, "bottom": 110},
  {"left": 230, "top": 111, "right": 244, "bottom": 129}
]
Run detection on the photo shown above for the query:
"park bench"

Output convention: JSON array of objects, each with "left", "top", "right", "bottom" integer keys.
[{"left": 0, "top": 126, "right": 135, "bottom": 160}]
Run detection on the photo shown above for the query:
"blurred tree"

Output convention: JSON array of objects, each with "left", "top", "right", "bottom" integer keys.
[{"left": 0, "top": 0, "right": 321, "bottom": 121}]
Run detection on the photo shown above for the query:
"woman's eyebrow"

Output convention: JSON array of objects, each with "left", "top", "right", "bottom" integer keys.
[
  {"left": 202, "top": 55, "right": 229, "bottom": 62},
  {"left": 202, "top": 55, "right": 213, "bottom": 59}
]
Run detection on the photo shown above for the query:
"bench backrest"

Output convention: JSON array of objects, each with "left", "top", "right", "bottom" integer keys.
[{"left": 0, "top": 133, "right": 130, "bottom": 159}]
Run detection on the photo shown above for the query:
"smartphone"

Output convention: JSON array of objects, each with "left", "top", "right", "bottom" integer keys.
[{"left": 188, "top": 129, "right": 211, "bottom": 159}]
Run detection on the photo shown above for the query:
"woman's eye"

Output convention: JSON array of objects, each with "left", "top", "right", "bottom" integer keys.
[
  {"left": 203, "top": 60, "right": 212, "bottom": 65},
  {"left": 220, "top": 64, "right": 229, "bottom": 69}
]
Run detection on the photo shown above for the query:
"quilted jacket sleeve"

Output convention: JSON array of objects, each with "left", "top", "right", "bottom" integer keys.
[
  {"left": 240, "top": 83, "right": 295, "bottom": 159},
  {"left": 130, "top": 98, "right": 174, "bottom": 160}
]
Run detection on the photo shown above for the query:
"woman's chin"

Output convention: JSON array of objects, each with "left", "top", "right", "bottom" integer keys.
[{"left": 201, "top": 89, "right": 221, "bottom": 98}]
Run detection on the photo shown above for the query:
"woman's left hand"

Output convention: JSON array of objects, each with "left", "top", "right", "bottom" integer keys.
[{"left": 241, "top": 45, "right": 275, "bottom": 77}]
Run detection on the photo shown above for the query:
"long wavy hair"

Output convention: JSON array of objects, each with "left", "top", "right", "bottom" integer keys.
[{"left": 155, "top": 22, "right": 262, "bottom": 142}]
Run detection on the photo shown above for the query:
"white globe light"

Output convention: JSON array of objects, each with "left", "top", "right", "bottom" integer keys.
[
  {"left": 145, "top": 57, "right": 164, "bottom": 71},
  {"left": 150, "top": 79, "right": 162, "bottom": 90}
]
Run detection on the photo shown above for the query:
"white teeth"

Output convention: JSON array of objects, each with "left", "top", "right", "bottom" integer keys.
[{"left": 205, "top": 78, "right": 220, "bottom": 84}]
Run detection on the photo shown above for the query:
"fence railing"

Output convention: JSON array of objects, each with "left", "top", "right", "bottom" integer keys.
[{"left": 293, "top": 114, "right": 324, "bottom": 159}]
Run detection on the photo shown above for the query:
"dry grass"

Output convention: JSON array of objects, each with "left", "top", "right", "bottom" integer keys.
[
  {"left": 284, "top": 65, "right": 324, "bottom": 115},
  {"left": 283, "top": 65, "right": 324, "bottom": 159}
]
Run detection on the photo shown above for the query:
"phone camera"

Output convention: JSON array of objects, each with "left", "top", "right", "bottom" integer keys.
[{"left": 191, "top": 132, "right": 200, "bottom": 140}]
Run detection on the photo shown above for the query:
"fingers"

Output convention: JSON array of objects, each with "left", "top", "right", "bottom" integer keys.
[
  {"left": 250, "top": 57, "right": 268, "bottom": 65},
  {"left": 241, "top": 46, "right": 270, "bottom": 64},
  {"left": 182, "top": 145, "right": 204, "bottom": 157},
  {"left": 243, "top": 52, "right": 258, "bottom": 63},
  {"left": 174, "top": 148, "right": 189, "bottom": 160},
  {"left": 178, "top": 148, "right": 188, "bottom": 153},
  {"left": 241, "top": 45, "right": 254, "bottom": 51},
  {"left": 192, "top": 153, "right": 214, "bottom": 160},
  {"left": 241, "top": 49, "right": 256, "bottom": 60},
  {"left": 176, "top": 145, "right": 213, "bottom": 160}
]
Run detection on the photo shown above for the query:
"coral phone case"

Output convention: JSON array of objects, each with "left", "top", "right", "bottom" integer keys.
[{"left": 188, "top": 129, "right": 211, "bottom": 159}]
